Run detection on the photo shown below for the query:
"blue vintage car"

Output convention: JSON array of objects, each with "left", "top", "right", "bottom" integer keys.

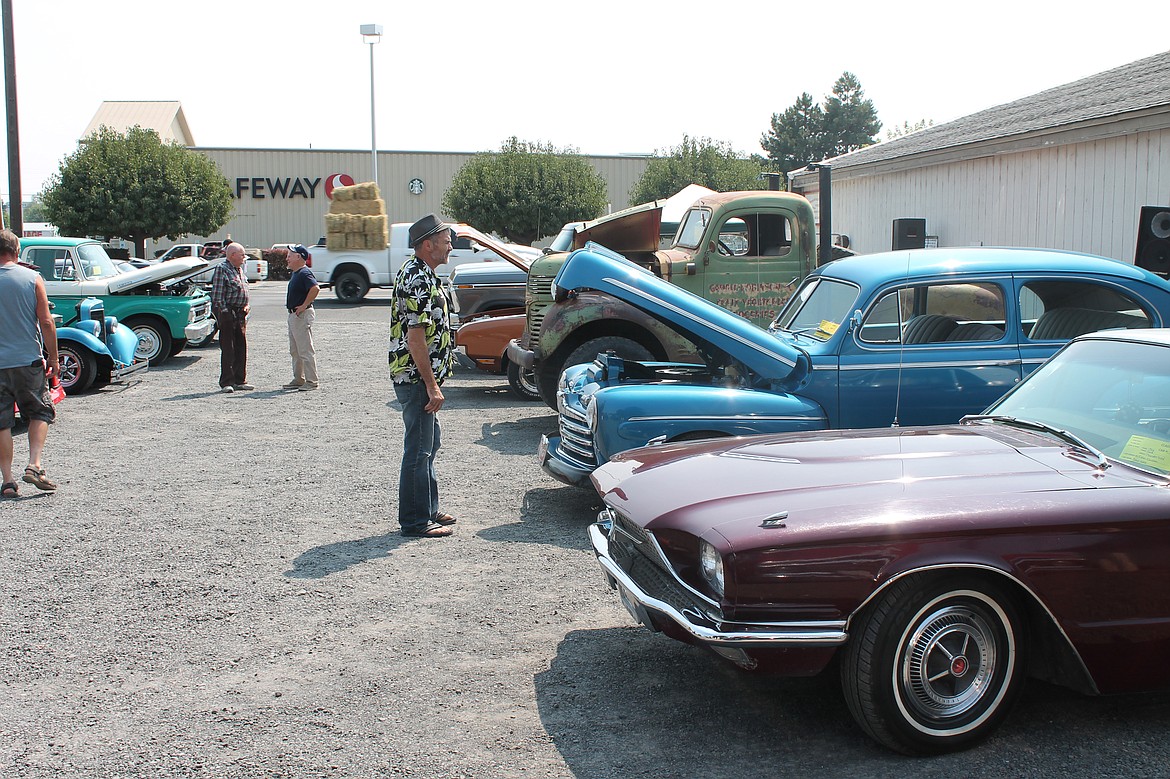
[
  {"left": 55, "top": 297, "right": 147, "bottom": 393},
  {"left": 540, "top": 244, "right": 1170, "bottom": 486}
]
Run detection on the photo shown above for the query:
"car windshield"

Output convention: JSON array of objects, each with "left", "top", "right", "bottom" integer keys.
[
  {"left": 75, "top": 243, "right": 121, "bottom": 280},
  {"left": 985, "top": 338, "right": 1170, "bottom": 475},
  {"left": 548, "top": 225, "right": 579, "bottom": 253},
  {"left": 770, "top": 277, "right": 860, "bottom": 341},
  {"left": 672, "top": 207, "right": 711, "bottom": 250}
]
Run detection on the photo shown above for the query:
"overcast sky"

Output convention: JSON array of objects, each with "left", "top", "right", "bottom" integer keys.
[{"left": 3, "top": 0, "right": 1167, "bottom": 199}]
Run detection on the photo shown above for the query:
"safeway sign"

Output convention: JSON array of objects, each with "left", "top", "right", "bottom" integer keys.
[{"left": 232, "top": 173, "right": 355, "bottom": 199}]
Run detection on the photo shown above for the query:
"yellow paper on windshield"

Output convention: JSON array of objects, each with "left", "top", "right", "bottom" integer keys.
[
  {"left": 817, "top": 320, "right": 839, "bottom": 336},
  {"left": 1120, "top": 436, "right": 1170, "bottom": 472}
]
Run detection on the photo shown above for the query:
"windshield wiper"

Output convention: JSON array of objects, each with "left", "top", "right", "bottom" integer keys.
[{"left": 961, "top": 415, "right": 1110, "bottom": 469}]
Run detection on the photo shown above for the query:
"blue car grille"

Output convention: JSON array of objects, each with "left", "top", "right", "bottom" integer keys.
[{"left": 557, "top": 405, "right": 597, "bottom": 467}]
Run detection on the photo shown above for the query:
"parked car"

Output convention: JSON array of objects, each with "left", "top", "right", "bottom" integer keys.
[
  {"left": 454, "top": 308, "right": 538, "bottom": 399},
  {"left": 20, "top": 237, "right": 215, "bottom": 366},
  {"left": 541, "top": 245, "right": 1170, "bottom": 486},
  {"left": 589, "top": 327, "right": 1170, "bottom": 754},
  {"left": 54, "top": 297, "right": 147, "bottom": 393},
  {"left": 445, "top": 261, "right": 528, "bottom": 320},
  {"left": 244, "top": 249, "right": 268, "bottom": 282}
]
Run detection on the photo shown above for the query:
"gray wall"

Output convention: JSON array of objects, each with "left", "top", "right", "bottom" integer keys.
[{"left": 152, "top": 148, "right": 649, "bottom": 254}]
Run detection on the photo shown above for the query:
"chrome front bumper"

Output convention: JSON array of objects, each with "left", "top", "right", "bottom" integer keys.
[
  {"left": 111, "top": 359, "right": 150, "bottom": 381},
  {"left": 185, "top": 319, "right": 215, "bottom": 341},
  {"left": 538, "top": 434, "right": 594, "bottom": 487},
  {"left": 589, "top": 521, "right": 847, "bottom": 648}
]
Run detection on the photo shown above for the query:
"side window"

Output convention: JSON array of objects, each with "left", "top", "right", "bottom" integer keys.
[
  {"left": 26, "top": 248, "right": 71, "bottom": 280},
  {"left": 1022, "top": 281, "right": 1151, "bottom": 341},
  {"left": 860, "top": 282, "right": 1006, "bottom": 344},
  {"left": 715, "top": 213, "right": 792, "bottom": 258},
  {"left": 452, "top": 235, "right": 473, "bottom": 251}
]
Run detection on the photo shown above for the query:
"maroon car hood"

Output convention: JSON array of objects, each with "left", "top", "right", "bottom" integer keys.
[{"left": 592, "top": 425, "right": 1155, "bottom": 550}]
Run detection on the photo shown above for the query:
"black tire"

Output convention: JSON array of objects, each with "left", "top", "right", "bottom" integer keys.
[
  {"left": 507, "top": 360, "right": 541, "bottom": 401},
  {"left": 187, "top": 314, "right": 218, "bottom": 348},
  {"left": 124, "top": 316, "right": 174, "bottom": 367},
  {"left": 841, "top": 576, "right": 1025, "bottom": 755},
  {"left": 57, "top": 344, "right": 97, "bottom": 394},
  {"left": 334, "top": 271, "right": 369, "bottom": 303},
  {"left": 168, "top": 338, "right": 187, "bottom": 358}
]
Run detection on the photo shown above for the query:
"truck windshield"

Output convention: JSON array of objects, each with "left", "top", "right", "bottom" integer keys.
[
  {"left": 771, "top": 277, "right": 860, "bottom": 341},
  {"left": 75, "top": 243, "right": 122, "bottom": 280},
  {"left": 673, "top": 208, "right": 711, "bottom": 249}
]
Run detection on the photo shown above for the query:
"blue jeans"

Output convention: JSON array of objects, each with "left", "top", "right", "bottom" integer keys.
[{"left": 394, "top": 381, "right": 441, "bottom": 531}]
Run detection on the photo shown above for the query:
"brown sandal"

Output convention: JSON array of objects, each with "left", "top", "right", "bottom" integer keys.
[
  {"left": 433, "top": 512, "right": 457, "bottom": 526},
  {"left": 400, "top": 521, "right": 453, "bottom": 538},
  {"left": 1, "top": 481, "right": 17, "bottom": 499},
  {"left": 23, "top": 466, "right": 57, "bottom": 491}
]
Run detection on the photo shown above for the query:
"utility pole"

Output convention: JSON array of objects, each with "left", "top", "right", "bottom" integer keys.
[{"left": 2, "top": 0, "right": 21, "bottom": 236}]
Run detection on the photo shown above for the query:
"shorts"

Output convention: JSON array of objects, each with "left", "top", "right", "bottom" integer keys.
[{"left": 0, "top": 363, "right": 56, "bottom": 429}]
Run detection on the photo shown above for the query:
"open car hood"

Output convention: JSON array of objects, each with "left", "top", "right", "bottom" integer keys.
[
  {"left": 572, "top": 200, "right": 664, "bottom": 253},
  {"left": 453, "top": 224, "right": 532, "bottom": 272},
  {"left": 108, "top": 257, "right": 208, "bottom": 293},
  {"left": 554, "top": 245, "right": 809, "bottom": 382}
]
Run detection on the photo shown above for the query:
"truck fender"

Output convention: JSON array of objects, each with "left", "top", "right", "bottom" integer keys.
[
  {"left": 591, "top": 383, "right": 827, "bottom": 462},
  {"left": 541, "top": 290, "right": 701, "bottom": 366}
]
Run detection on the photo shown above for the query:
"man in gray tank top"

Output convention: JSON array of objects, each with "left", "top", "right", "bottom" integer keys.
[{"left": 0, "top": 228, "right": 59, "bottom": 497}]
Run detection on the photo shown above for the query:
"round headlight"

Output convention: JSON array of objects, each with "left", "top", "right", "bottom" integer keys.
[{"left": 699, "top": 541, "right": 725, "bottom": 598}]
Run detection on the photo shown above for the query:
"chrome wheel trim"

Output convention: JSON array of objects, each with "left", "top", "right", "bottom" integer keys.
[
  {"left": 893, "top": 590, "right": 1016, "bottom": 737},
  {"left": 58, "top": 348, "right": 81, "bottom": 388},
  {"left": 133, "top": 325, "right": 162, "bottom": 362}
]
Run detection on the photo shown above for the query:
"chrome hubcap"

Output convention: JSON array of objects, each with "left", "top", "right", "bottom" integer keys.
[
  {"left": 134, "top": 328, "right": 161, "bottom": 361},
  {"left": 900, "top": 605, "right": 995, "bottom": 721}
]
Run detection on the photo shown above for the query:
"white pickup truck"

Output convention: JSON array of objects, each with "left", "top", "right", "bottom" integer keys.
[
  {"left": 157, "top": 243, "right": 268, "bottom": 283},
  {"left": 310, "top": 222, "right": 538, "bottom": 303}
]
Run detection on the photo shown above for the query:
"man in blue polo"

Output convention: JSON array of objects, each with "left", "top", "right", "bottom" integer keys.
[{"left": 283, "top": 244, "right": 320, "bottom": 391}]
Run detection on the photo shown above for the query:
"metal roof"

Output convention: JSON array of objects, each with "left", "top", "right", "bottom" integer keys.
[
  {"left": 808, "top": 49, "right": 1170, "bottom": 172},
  {"left": 83, "top": 101, "right": 195, "bottom": 145}
]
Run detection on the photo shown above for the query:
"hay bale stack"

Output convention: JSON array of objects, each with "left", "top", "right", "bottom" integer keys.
[{"left": 323, "top": 181, "right": 388, "bottom": 250}]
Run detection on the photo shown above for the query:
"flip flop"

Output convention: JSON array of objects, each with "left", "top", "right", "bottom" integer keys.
[
  {"left": 401, "top": 521, "right": 453, "bottom": 538},
  {"left": 1, "top": 481, "right": 18, "bottom": 499},
  {"left": 433, "top": 513, "right": 457, "bottom": 526},
  {"left": 23, "top": 466, "right": 57, "bottom": 491}
]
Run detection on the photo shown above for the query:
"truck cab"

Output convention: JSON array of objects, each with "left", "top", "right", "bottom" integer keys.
[{"left": 509, "top": 190, "right": 818, "bottom": 406}]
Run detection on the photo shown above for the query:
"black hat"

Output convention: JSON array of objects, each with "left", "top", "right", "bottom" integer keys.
[
  {"left": 289, "top": 244, "right": 310, "bottom": 261},
  {"left": 408, "top": 214, "right": 450, "bottom": 248}
]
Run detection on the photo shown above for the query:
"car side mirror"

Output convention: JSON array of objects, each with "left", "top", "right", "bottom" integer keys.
[{"left": 849, "top": 309, "right": 863, "bottom": 332}]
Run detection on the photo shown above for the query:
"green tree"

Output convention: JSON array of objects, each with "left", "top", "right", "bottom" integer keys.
[
  {"left": 761, "top": 72, "right": 881, "bottom": 172},
  {"left": 41, "top": 126, "right": 233, "bottom": 258},
  {"left": 629, "top": 136, "right": 765, "bottom": 203},
  {"left": 442, "top": 137, "right": 607, "bottom": 244}
]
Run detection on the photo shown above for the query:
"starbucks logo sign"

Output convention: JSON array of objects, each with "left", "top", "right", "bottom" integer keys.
[{"left": 408, "top": 178, "right": 425, "bottom": 195}]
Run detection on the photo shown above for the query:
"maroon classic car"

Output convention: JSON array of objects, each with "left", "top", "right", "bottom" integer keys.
[{"left": 589, "top": 328, "right": 1170, "bottom": 755}]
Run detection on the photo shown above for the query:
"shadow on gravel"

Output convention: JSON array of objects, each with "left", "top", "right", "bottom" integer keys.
[
  {"left": 536, "top": 628, "right": 1170, "bottom": 776},
  {"left": 284, "top": 532, "right": 410, "bottom": 579},
  {"left": 477, "top": 486, "right": 599, "bottom": 550},
  {"left": 151, "top": 354, "right": 203, "bottom": 372},
  {"left": 534, "top": 627, "right": 867, "bottom": 776},
  {"left": 475, "top": 417, "right": 557, "bottom": 455}
]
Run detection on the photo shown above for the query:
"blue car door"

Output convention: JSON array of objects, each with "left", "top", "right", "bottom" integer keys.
[{"left": 835, "top": 277, "right": 1025, "bottom": 428}]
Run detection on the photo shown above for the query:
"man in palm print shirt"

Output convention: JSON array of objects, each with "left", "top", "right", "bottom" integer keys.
[{"left": 389, "top": 214, "right": 457, "bottom": 538}]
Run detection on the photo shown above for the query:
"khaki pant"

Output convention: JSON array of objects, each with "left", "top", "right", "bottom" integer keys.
[{"left": 287, "top": 308, "right": 318, "bottom": 384}]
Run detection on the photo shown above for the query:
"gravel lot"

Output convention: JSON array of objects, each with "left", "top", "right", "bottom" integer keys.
[{"left": 3, "top": 282, "right": 1170, "bottom": 778}]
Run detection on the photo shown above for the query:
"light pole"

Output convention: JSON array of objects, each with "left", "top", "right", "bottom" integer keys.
[{"left": 360, "top": 24, "right": 382, "bottom": 185}]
